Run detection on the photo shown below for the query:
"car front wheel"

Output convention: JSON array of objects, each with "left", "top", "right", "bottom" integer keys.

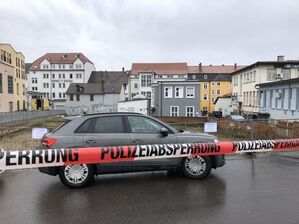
[
  {"left": 182, "top": 156, "right": 212, "bottom": 179},
  {"left": 59, "top": 164, "right": 94, "bottom": 188}
]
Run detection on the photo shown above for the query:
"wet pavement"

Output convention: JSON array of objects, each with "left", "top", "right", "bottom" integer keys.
[{"left": 1, "top": 152, "right": 299, "bottom": 224}]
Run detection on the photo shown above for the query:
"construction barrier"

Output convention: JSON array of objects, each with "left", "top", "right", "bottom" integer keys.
[{"left": 0, "top": 139, "right": 299, "bottom": 172}]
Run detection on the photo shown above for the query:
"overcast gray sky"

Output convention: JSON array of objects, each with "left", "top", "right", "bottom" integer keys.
[{"left": 1, "top": 0, "right": 299, "bottom": 70}]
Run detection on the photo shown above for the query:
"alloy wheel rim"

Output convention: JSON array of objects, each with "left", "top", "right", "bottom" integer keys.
[
  {"left": 64, "top": 164, "right": 88, "bottom": 184},
  {"left": 185, "top": 156, "right": 206, "bottom": 176}
]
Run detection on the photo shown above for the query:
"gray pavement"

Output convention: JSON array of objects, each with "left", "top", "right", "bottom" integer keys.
[{"left": 1, "top": 153, "right": 299, "bottom": 224}]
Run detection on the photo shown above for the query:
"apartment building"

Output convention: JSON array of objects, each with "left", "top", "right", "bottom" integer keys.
[
  {"left": 129, "top": 63, "right": 188, "bottom": 100},
  {"left": 188, "top": 64, "right": 244, "bottom": 114},
  {"left": 231, "top": 56, "right": 299, "bottom": 114},
  {"left": 0, "top": 43, "right": 26, "bottom": 112},
  {"left": 27, "top": 53, "right": 95, "bottom": 110}
]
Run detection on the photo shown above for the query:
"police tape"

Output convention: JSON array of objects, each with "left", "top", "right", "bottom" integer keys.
[{"left": 0, "top": 138, "right": 299, "bottom": 172}]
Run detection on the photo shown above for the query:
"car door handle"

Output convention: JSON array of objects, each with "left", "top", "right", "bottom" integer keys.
[
  {"left": 85, "top": 139, "right": 97, "bottom": 144},
  {"left": 132, "top": 139, "right": 143, "bottom": 144}
]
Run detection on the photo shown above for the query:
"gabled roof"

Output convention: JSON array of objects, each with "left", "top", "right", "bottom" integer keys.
[
  {"left": 188, "top": 65, "right": 246, "bottom": 74},
  {"left": 29, "top": 53, "right": 93, "bottom": 71},
  {"left": 66, "top": 71, "right": 129, "bottom": 95},
  {"left": 131, "top": 63, "right": 188, "bottom": 75}
]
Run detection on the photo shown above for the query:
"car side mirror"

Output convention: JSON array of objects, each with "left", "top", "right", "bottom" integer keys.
[{"left": 160, "top": 127, "right": 168, "bottom": 137}]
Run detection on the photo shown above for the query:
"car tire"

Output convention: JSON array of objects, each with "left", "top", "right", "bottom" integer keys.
[
  {"left": 182, "top": 156, "right": 212, "bottom": 179},
  {"left": 59, "top": 164, "right": 94, "bottom": 188}
]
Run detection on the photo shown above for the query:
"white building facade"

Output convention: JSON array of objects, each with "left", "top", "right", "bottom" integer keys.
[
  {"left": 26, "top": 53, "right": 95, "bottom": 110},
  {"left": 231, "top": 56, "right": 299, "bottom": 114},
  {"left": 129, "top": 63, "right": 188, "bottom": 100}
]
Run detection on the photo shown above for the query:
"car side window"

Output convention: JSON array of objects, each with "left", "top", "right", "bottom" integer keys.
[
  {"left": 76, "top": 116, "right": 124, "bottom": 133},
  {"left": 128, "top": 116, "right": 164, "bottom": 134}
]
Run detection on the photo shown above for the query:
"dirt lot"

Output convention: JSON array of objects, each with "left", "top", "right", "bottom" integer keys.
[{"left": 0, "top": 116, "right": 64, "bottom": 150}]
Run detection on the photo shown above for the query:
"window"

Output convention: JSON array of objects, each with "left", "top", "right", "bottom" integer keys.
[
  {"left": 141, "top": 91, "right": 151, "bottom": 99},
  {"left": 63, "top": 74, "right": 65, "bottom": 79},
  {"left": 203, "top": 94, "right": 208, "bottom": 100},
  {"left": 217, "top": 82, "right": 220, "bottom": 86},
  {"left": 134, "top": 83, "right": 138, "bottom": 89},
  {"left": 8, "top": 75, "right": 13, "bottom": 94},
  {"left": 70, "top": 74, "right": 73, "bottom": 79},
  {"left": 203, "top": 83, "right": 208, "bottom": 89},
  {"left": 140, "top": 74, "right": 152, "bottom": 87},
  {"left": 203, "top": 107, "right": 208, "bottom": 111},
  {"left": 164, "top": 87, "right": 173, "bottom": 98},
  {"left": 59, "top": 93, "right": 62, "bottom": 98},
  {"left": 186, "top": 106, "right": 194, "bottom": 117},
  {"left": 192, "top": 75, "right": 196, "bottom": 80},
  {"left": 63, "top": 83, "right": 65, "bottom": 88},
  {"left": 211, "top": 82, "right": 215, "bottom": 86},
  {"left": 90, "top": 94, "right": 94, "bottom": 101},
  {"left": 212, "top": 90, "right": 215, "bottom": 95},
  {"left": 52, "top": 93, "right": 55, "bottom": 98},
  {"left": 63, "top": 93, "right": 66, "bottom": 98},
  {"left": 76, "top": 64, "right": 82, "bottom": 69},
  {"left": 0, "top": 73, "right": 3, "bottom": 93},
  {"left": 267, "top": 69, "right": 277, "bottom": 81},
  {"left": 76, "top": 73, "right": 82, "bottom": 79},
  {"left": 170, "top": 106, "right": 179, "bottom": 117},
  {"left": 59, "top": 74, "right": 61, "bottom": 79},
  {"left": 43, "top": 83, "right": 49, "bottom": 88},
  {"left": 217, "top": 89, "right": 221, "bottom": 95},
  {"left": 70, "top": 65, "right": 73, "bottom": 69},
  {"left": 128, "top": 116, "right": 164, "bottom": 133},
  {"left": 32, "top": 78, "right": 37, "bottom": 83},
  {"left": 59, "top": 83, "right": 61, "bottom": 88},
  {"left": 186, "top": 87, "right": 195, "bottom": 98},
  {"left": 211, "top": 97, "right": 215, "bottom": 103},
  {"left": 52, "top": 74, "right": 55, "bottom": 79},
  {"left": 204, "top": 75, "right": 207, "bottom": 79},
  {"left": 77, "top": 116, "right": 124, "bottom": 133},
  {"left": 175, "top": 86, "right": 183, "bottom": 98},
  {"left": 52, "top": 83, "right": 55, "bottom": 88},
  {"left": 76, "top": 94, "right": 80, "bottom": 101},
  {"left": 70, "top": 94, "right": 73, "bottom": 101},
  {"left": 43, "top": 74, "right": 49, "bottom": 79}
]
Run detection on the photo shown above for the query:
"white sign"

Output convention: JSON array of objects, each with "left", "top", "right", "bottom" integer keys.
[
  {"left": 32, "top": 128, "right": 48, "bottom": 139},
  {"left": 204, "top": 122, "right": 217, "bottom": 133}
]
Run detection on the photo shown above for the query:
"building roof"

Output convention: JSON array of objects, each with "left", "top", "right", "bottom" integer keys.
[
  {"left": 131, "top": 63, "right": 188, "bottom": 75},
  {"left": 188, "top": 65, "right": 246, "bottom": 74},
  {"left": 214, "top": 94, "right": 232, "bottom": 105},
  {"left": 88, "top": 71, "right": 129, "bottom": 85},
  {"left": 0, "top": 43, "right": 25, "bottom": 58},
  {"left": 29, "top": 53, "right": 93, "bottom": 71},
  {"left": 257, "top": 77, "right": 299, "bottom": 88},
  {"left": 25, "top": 63, "right": 32, "bottom": 74},
  {"left": 67, "top": 71, "right": 129, "bottom": 95},
  {"left": 231, "top": 60, "right": 299, "bottom": 75}
]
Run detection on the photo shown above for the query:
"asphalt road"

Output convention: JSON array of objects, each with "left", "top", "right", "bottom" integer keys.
[{"left": 1, "top": 153, "right": 299, "bottom": 224}]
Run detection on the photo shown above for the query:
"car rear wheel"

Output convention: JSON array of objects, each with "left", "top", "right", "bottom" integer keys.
[
  {"left": 59, "top": 164, "right": 94, "bottom": 188},
  {"left": 182, "top": 156, "right": 212, "bottom": 179}
]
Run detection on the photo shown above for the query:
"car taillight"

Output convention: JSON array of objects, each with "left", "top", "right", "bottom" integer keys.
[{"left": 42, "top": 138, "right": 57, "bottom": 148}]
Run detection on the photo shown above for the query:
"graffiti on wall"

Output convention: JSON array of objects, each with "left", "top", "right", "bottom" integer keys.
[{"left": 66, "top": 104, "right": 117, "bottom": 115}]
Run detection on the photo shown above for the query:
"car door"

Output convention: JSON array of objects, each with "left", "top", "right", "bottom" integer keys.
[
  {"left": 126, "top": 115, "right": 178, "bottom": 171},
  {"left": 78, "top": 115, "right": 132, "bottom": 173}
]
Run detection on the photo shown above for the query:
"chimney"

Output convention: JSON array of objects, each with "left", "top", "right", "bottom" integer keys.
[
  {"left": 122, "top": 67, "right": 125, "bottom": 72},
  {"left": 234, "top": 63, "right": 237, "bottom": 69},
  {"left": 277, "top": 55, "right": 284, "bottom": 62},
  {"left": 198, "top": 63, "right": 202, "bottom": 71},
  {"left": 101, "top": 80, "right": 105, "bottom": 94}
]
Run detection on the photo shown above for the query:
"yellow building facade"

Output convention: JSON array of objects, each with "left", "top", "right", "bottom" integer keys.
[
  {"left": 200, "top": 81, "right": 232, "bottom": 113},
  {"left": 0, "top": 43, "right": 26, "bottom": 112}
]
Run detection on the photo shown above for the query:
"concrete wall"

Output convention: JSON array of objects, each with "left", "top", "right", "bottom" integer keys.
[{"left": 118, "top": 99, "right": 148, "bottom": 114}]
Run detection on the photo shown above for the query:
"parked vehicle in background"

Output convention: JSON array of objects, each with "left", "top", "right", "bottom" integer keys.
[
  {"left": 212, "top": 111, "right": 223, "bottom": 118},
  {"left": 39, "top": 112, "right": 225, "bottom": 188},
  {"left": 245, "top": 114, "right": 258, "bottom": 120},
  {"left": 226, "top": 114, "right": 246, "bottom": 121}
]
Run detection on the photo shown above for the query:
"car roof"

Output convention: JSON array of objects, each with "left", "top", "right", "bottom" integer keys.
[{"left": 83, "top": 112, "right": 143, "bottom": 117}]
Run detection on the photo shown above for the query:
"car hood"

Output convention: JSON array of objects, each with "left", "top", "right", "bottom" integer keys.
[{"left": 175, "top": 131, "right": 217, "bottom": 142}]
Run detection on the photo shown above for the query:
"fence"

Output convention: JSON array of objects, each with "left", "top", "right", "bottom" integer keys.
[
  {"left": 0, "top": 110, "right": 65, "bottom": 125},
  {"left": 168, "top": 118, "right": 299, "bottom": 141}
]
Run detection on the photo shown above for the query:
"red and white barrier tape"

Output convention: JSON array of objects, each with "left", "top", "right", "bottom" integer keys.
[{"left": 0, "top": 138, "right": 299, "bottom": 171}]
